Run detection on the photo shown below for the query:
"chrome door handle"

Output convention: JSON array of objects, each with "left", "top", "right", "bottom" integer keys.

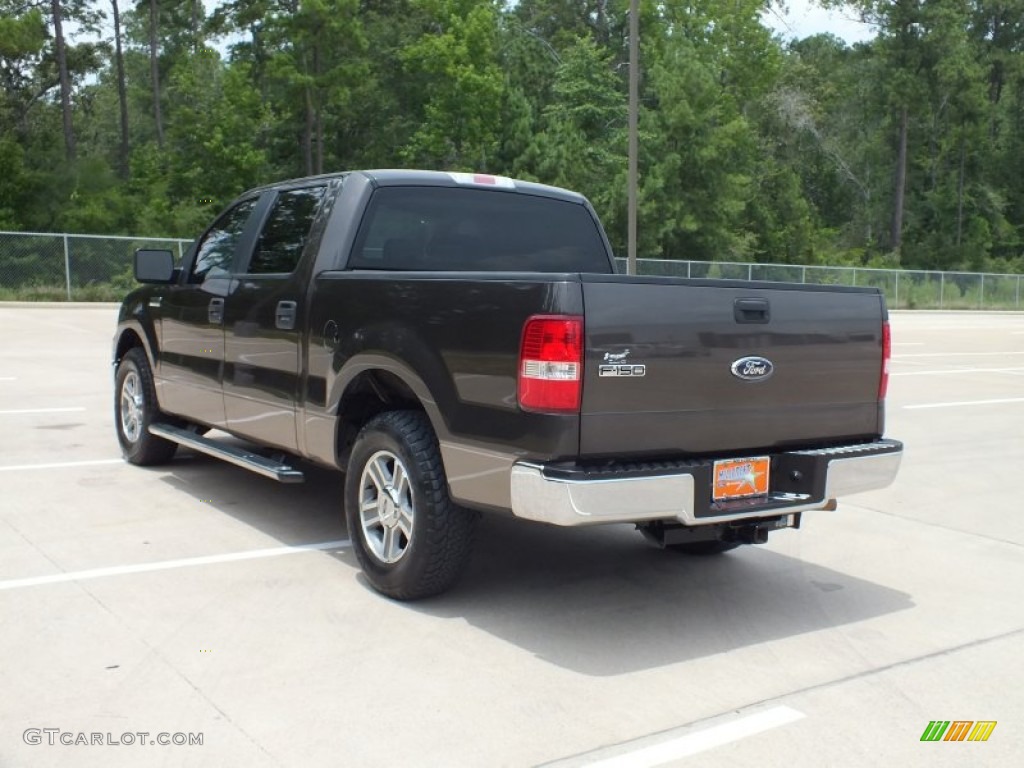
[
  {"left": 276, "top": 300, "right": 297, "bottom": 330},
  {"left": 208, "top": 298, "right": 224, "bottom": 324}
]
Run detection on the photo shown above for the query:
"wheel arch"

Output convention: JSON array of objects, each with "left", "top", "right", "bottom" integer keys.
[
  {"left": 114, "top": 327, "right": 145, "bottom": 364},
  {"left": 113, "top": 320, "right": 157, "bottom": 369},
  {"left": 332, "top": 357, "right": 448, "bottom": 469}
]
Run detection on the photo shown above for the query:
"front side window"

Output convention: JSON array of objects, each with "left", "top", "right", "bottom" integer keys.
[
  {"left": 248, "top": 186, "right": 328, "bottom": 274},
  {"left": 190, "top": 199, "right": 257, "bottom": 282}
]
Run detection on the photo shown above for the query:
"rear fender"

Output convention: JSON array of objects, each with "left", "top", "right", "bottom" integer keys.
[{"left": 330, "top": 352, "right": 450, "bottom": 446}]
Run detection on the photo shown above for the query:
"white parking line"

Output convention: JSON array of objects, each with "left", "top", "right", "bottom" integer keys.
[
  {"left": 0, "top": 407, "right": 87, "bottom": 415},
  {"left": 0, "top": 458, "right": 123, "bottom": 472},
  {"left": 893, "top": 351, "right": 1024, "bottom": 359},
  {"left": 902, "top": 325, "right": 1024, "bottom": 332},
  {"left": 578, "top": 706, "right": 806, "bottom": 768},
  {"left": 905, "top": 397, "right": 1024, "bottom": 410},
  {"left": 0, "top": 540, "right": 352, "bottom": 591},
  {"left": 892, "top": 367, "right": 1024, "bottom": 376},
  {"left": 0, "top": 377, "right": 15, "bottom": 381}
]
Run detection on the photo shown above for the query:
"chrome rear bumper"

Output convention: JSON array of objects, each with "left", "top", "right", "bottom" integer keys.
[{"left": 509, "top": 440, "right": 902, "bottom": 527}]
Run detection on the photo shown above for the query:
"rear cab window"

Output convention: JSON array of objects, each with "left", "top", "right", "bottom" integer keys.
[{"left": 349, "top": 187, "right": 613, "bottom": 273}]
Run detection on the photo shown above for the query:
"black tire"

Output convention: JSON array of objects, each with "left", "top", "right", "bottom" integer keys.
[
  {"left": 114, "top": 348, "right": 178, "bottom": 465},
  {"left": 344, "top": 410, "right": 477, "bottom": 600},
  {"left": 666, "top": 541, "right": 741, "bottom": 555}
]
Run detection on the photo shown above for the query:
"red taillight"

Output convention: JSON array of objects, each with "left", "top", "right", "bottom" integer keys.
[
  {"left": 880, "top": 321, "right": 891, "bottom": 399},
  {"left": 518, "top": 315, "right": 583, "bottom": 412}
]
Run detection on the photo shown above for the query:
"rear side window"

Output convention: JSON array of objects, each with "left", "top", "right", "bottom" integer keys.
[
  {"left": 349, "top": 187, "right": 612, "bottom": 273},
  {"left": 248, "top": 186, "right": 327, "bottom": 274}
]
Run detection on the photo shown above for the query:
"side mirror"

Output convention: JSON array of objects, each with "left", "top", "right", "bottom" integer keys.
[{"left": 134, "top": 249, "right": 175, "bottom": 283}]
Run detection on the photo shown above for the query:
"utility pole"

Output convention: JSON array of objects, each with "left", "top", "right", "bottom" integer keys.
[{"left": 627, "top": 0, "right": 639, "bottom": 276}]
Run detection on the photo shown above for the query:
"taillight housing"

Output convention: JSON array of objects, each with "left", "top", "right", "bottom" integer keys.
[
  {"left": 518, "top": 315, "right": 583, "bottom": 412},
  {"left": 879, "top": 321, "right": 891, "bottom": 399}
]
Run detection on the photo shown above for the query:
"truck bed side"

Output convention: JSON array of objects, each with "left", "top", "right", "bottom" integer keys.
[{"left": 302, "top": 272, "right": 585, "bottom": 510}]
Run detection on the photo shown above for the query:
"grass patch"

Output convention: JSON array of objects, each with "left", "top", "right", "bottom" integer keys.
[{"left": 0, "top": 283, "right": 128, "bottom": 301}]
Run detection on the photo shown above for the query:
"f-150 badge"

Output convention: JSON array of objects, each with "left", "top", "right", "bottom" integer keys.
[
  {"left": 731, "top": 356, "right": 774, "bottom": 381},
  {"left": 599, "top": 350, "right": 645, "bottom": 377}
]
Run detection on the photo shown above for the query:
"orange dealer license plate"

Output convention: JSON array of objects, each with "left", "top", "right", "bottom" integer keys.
[{"left": 712, "top": 457, "right": 770, "bottom": 501}]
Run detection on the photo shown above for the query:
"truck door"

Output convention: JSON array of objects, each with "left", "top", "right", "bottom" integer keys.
[
  {"left": 222, "top": 184, "right": 328, "bottom": 452},
  {"left": 158, "top": 197, "right": 262, "bottom": 427}
]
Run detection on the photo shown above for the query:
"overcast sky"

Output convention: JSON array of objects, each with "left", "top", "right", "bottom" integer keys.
[
  {"left": 84, "top": 2, "right": 880, "bottom": 58},
  {"left": 763, "top": 1, "right": 878, "bottom": 44}
]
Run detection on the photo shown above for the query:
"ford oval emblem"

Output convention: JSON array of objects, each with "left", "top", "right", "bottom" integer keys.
[{"left": 731, "top": 356, "right": 774, "bottom": 381}]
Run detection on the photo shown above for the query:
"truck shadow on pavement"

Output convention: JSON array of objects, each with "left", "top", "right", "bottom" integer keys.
[
  {"left": 415, "top": 514, "right": 915, "bottom": 676},
  {"left": 156, "top": 449, "right": 914, "bottom": 678},
  {"left": 155, "top": 450, "right": 349, "bottom": 546}
]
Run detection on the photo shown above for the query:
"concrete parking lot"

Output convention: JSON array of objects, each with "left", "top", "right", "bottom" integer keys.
[{"left": 1, "top": 305, "right": 1021, "bottom": 767}]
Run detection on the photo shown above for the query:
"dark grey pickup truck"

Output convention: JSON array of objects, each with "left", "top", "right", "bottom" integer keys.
[{"left": 113, "top": 170, "right": 902, "bottom": 598}]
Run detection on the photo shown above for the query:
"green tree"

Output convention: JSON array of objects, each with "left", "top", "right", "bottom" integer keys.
[
  {"left": 517, "top": 37, "right": 627, "bottom": 249},
  {"left": 769, "top": 35, "right": 884, "bottom": 262},
  {"left": 638, "top": 0, "right": 781, "bottom": 261},
  {"left": 0, "top": 7, "right": 47, "bottom": 146},
  {"left": 132, "top": 52, "right": 269, "bottom": 234},
  {"left": 400, "top": 0, "right": 505, "bottom": 169}
]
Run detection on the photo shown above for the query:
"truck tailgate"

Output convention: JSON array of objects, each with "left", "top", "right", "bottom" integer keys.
[{"left": 579, "top": 275, "right": 886, "bottom": 458}]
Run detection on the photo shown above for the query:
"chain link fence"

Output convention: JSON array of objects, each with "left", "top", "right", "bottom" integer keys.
[
  {"left": 0, "top": 230, "right": 1020, "bottom": 308},
  {"left": 614, "top": 259, "right": 1023, "bottom": 310},
  {"left": 0, "top": 231, "right": 191, "bottom": 301}
]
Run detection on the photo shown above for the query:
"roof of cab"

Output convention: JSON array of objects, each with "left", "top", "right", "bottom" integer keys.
[
  {"left": 360, "top": 170, "right": 586, "bottom": 204},
  {"left": 247, "top": 169, "right": 586, "bottom": 204}
]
